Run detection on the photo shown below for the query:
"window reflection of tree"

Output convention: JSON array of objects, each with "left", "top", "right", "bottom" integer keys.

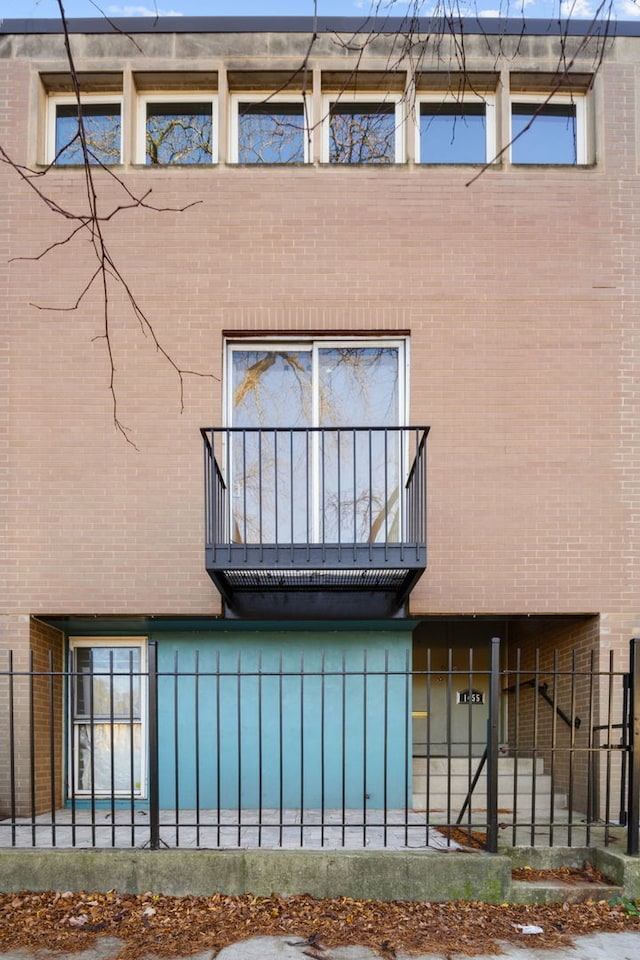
[
  {"left": 234, "top": 352, "right": 310, "bottom": 416},
  {"left": 238, "top": 106, "right": 305, "bottom": 163},
  {"left": 233, "top": 348, "right": 398, "bottom": 426},
  {"left": 320, "top": 348, "right": 399, "bottom": 425},
  {"left": 146, "top": 107, "right": 212, "bottom": 164},
  {"left": 329, "top": 107, "right": 396, "bottom": 164},
  {"left": 56, "top": 107, "right": 121, "bottom": 164}
]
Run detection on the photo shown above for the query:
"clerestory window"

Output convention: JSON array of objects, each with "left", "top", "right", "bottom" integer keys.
[
  {"left": 417, "top": 95, "right": 495, "bottom": 164},
  {"left": 49, "top": 97, "right": 122, "bottom": 165},
  {"left": 231, "top": 95, "right": 311, "bottom": 163},
  {"left": 510, "top": 96, "right": 587, "bottom": 164},
  {"left": 137, "top": 95, "right": 216, "bottom": 164},
  {"left": 323, "top": 96, "right": 405, "bottom": 164}
]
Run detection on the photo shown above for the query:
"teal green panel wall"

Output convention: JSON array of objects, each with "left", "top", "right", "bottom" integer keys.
[{"left": 155, "top": 629, "right": 412, "bottom": 810}]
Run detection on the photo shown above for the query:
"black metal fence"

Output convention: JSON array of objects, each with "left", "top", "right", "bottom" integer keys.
[{"left": 1, "top": 638, "right": 639, "bottom": 853}]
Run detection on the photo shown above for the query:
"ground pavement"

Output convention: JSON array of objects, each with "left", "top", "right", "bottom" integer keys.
[{"left": 2, "top": 931, "right": 640, "bottom": 960}]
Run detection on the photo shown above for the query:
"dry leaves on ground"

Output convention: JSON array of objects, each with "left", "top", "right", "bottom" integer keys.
[
  {"left": 511, "top": 862, "right": 615, "bottom": 885},
  {"left": 1, "top": 890, "right": 640, "bottom": 960},
  {"left": 433, "top": 826, "right": 487, "bottom": 849}
]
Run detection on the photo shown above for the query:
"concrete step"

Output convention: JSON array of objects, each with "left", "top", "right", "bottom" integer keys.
[
  {"left": 411, "top": 790, "right": 566, "bottom": 811},
  {"left": 412, "top": 756, "right": 545, "bottom": 776},
  {"left": 412, "top": 774, "right": 555, "bottom": 795},
  {"left": 412, "top": 799, "right": 566, "bottom": 815},
  {"left": 411, "top": 755, "right": 566, "bottom": 815},
  {"left": 509, "top": 880, "right": 623, "bottom": 904},
  {"left": 413, "top": 796, "right": 567, "bottom": 808}
]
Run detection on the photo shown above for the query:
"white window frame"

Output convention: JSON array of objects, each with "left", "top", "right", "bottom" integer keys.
[
  {"left": 136, "top": 93, "right": 218, "bottom": 164},
  {"left": 68, "top": 637, "right": 148, "bottom": 800},
  {"left": 47, "top": 94, "right": 124, "bottom": 165},
  {"left": 321, "top": 93, "right": 406, "bottom": 164},
  {"left": 415, "top": 92, "right": 496, "bottom": 164},
  {"left": 509, "top": 93, "right": 588, "bottom": 165},
  {"left": 229, "top": 93, "right": 312, "bottom": 164}
]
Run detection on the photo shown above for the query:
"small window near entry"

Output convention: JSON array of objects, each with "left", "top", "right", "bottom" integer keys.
[
  {"left": 50, "top": 98, "right": 122, "bottom": 165},
  {"left": 139, "top": 96, "right": 216, "bottom": 164},
  {"left": 324, "top": 97, "right": 403, "bottom": 164},
  {"left": 510, "top": 98, "right": 586, "bottom": 164},
  {"left": 233, "top": 97, "right": 310, "bottom": 163},
  {"left": 417, "top": 98, "right": 494, "bottom": 164},
  {"left": 69, "top": 638, "right": 147, "bottom": 799}
]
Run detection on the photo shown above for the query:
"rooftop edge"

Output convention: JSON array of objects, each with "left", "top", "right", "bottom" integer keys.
[{"left": 0, "top": 15, "right": 635, "bottom": 37}]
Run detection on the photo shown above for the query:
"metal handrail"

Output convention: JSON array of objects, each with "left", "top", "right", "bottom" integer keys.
[
  {"left": 201, "top": 425, "right": 429, "bottom": 551},
  {"left": 504, "top": 678, "right": 581, "bottom": 730}
]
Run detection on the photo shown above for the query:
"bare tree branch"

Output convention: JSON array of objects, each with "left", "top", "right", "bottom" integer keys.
[{"left": 3, "top": 0, "right": 216, "bottom": 446}]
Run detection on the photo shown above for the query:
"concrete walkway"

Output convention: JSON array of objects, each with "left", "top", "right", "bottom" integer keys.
[
  {"left": 1, "top": 807, "right": 619, "bottom": 851},
  {"left": 0, "top": 808, "right": 459, "bottom": 851},
  {"left": 2, "top": 932, "right": 640, "bottom": 960},
  {"left": 216, "top": 932, "right": 640, "bottom": 959}
]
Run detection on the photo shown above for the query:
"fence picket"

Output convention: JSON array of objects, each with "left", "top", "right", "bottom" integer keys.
[{"left": 0, "top": 644, "right": 636, "bottom": 853}]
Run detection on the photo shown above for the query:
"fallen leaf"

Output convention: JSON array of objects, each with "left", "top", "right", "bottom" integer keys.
[{"left": 68, "top": 914, "right": 89, "bottom": 927}]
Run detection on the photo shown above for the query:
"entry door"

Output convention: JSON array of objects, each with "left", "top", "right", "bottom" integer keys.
[
  {"left": 413, "top": 631, "right": 491, "bottom": 758},
  {"left": 228, "top": 341, "right": 405, "bottom": 543}
]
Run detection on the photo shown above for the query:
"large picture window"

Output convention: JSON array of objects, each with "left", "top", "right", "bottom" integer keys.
[
  {"left": 69, "top": 638, "right": 147, "bottom": 798},
  {"left": 227, "top": 339, "right": 407, "bottom": 544}
]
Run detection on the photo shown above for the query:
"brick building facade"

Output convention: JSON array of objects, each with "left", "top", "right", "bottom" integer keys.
[{"left": 1, "top": 16, "right": 638, "bottom": 834}]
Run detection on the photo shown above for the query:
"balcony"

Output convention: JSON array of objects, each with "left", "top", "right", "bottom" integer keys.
[{"left": 201, "top": 426, "right": 429, "bottom": 618}]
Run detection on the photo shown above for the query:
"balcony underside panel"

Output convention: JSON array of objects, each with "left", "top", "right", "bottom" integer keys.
[{"left": 206, "top": 544, "right": 425, "bottom": 618}]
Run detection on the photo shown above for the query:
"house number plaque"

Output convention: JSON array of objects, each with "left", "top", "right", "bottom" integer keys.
[{"left": 457, "top": 689, "right": 485, "bottom": 705}]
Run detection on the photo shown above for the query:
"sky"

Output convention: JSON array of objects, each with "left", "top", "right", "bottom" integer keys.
[{"left": 2, "top": 0, "right": 639, "bottom": 24}]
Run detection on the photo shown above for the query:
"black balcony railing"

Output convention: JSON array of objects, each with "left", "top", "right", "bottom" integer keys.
[{"left": 201, "top": 426, "right": 429, "bottom": 617}]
